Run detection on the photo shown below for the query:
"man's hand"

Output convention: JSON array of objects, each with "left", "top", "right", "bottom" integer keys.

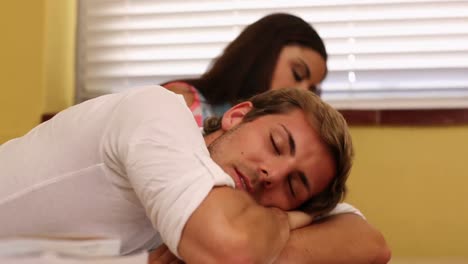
[
  {"left": 275, "top": 213, "right": 391, "bottom": 264},
  {"left": 287, "top": 210, "right": 316, "bottom": 230},
  {"left": 148, "top": 244, "right": 184, "bottom": 264}
]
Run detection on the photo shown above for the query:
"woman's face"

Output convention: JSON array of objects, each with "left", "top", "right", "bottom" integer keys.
[{"left": 270, "top": 45, "right": 327, "bottom": 94}]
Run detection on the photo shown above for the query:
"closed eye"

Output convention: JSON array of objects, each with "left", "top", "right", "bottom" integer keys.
[
  {"left": 270, "top": 133, "right": 280, "bottom": 155},
  {"left": 288, "top": 175, "right": 296, "bottom": 198},
  {"left": 292, "top": 68, "right": 302, "bottom": 82}
]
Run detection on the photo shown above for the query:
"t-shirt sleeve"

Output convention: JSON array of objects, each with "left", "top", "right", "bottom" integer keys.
[
  {"left": 103, "top": 86, "right": 235, "bottom": 257},
  {"left": 318, "top": 202, "right": 366, "bottom": 221}
]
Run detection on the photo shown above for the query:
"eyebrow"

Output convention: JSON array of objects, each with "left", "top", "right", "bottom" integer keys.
[{"left": 280, "top": 124, "right": 312, "bottom": 194}]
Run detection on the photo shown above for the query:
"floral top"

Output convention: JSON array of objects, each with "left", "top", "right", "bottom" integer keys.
[{"left": 163, "top": 82, "right": 231, "bottom": 127}]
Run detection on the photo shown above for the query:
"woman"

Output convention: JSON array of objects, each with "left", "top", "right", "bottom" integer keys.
[
  {"left": 155, "top": 14, "right": 390, "bottom": 264},
  {"left": 163, "top": 13, "right": 328, "bottom": 126}
]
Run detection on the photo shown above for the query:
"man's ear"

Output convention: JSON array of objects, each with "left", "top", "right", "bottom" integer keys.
[{"left": 221, "top": 101, "right": 253, "bottom": 131}]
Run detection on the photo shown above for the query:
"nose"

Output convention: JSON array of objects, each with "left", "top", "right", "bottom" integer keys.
[
  {"left": 297, "top": 82, "right": 309, "bottom": 91},
  {"left": 259, "top": 162, "right": 291, "bottom": 189},
  {"left": 259, "top": 169, "right": 270, "bottom": 188}
]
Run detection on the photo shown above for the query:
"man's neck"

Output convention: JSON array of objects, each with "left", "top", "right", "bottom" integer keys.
[{"left": 203, "top": 130, "right": 223, "bottom": 148}]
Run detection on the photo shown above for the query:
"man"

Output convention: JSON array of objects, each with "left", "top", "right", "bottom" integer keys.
[{"left": 0, "top": 86, "right": 389, "bottom": 263}]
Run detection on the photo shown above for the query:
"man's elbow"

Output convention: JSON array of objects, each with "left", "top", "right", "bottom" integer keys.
[
  {"left": 179, "top": 220, "right": 285, "bottom": 264},
  {"left": 370, "top": 232, "right": 392, "bottom": 264},
  {"left": 217, "top": 233, "right": 278, "bottom": 264},
  {"left": 372, "top": 246, "right": 391, "bottom": 264},
  {"left": 372, "top": 245, "right": 391, "bottom": 264}
]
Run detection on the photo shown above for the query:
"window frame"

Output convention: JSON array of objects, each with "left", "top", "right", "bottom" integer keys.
[{"left": 74, "top": 0, "right": 468, "bottom": 126}]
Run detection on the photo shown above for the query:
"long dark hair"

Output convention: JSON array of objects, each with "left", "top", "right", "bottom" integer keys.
[{"left": 169, "top": 13, "right": 327, "bottom": 105}]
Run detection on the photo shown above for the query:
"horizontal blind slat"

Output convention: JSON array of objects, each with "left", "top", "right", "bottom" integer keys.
[
  {"left": 77, "top": 0, "right": 468, "bottom": 107},
  {"left": 84, "top": 17, "right": 468, "bottom": 47},
  {"left": 84, "top": 0, "right": 467, "bottom": 16}
]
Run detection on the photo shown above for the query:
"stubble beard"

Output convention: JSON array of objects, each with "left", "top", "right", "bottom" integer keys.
[
  {"left": 207, "top": 124, "right": 262, "bottom": 200},
  {"left": 207, "top": 124, "right": 241, "bottom": 159}
]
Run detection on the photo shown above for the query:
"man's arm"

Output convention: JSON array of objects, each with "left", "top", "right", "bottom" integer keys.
[
  {"left": 178, "top": 187, "right": 290, "bottom": 264},
  {"left": 275, "top": 213, "right": 391, "bottom": 264},
  {"left": 150, "top": 212, "right": 390, "bottom": 264}
]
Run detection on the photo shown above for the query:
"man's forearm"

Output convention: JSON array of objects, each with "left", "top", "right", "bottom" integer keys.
[
  {"left": 178, "top": 187, "right": 290, "bottom": 264},
  {"left": 274, "top": 213, "right": 391, "bottom": 264}
]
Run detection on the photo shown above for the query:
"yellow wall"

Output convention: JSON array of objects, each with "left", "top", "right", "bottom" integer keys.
[
  {"left": 0, "top": 2, "right": 45, "bottom": 143},
  {"left": 0, "top": 0, "right": 468, "bottom": 260},
  {"left": 0, "top": 0, "right": 75, "bottom": 144},
  {"left": 347, "top": 126, "right": 468, "bottom": 258},
  {"left": 43, "top": 0, "right": 76, "bottom": 113}
]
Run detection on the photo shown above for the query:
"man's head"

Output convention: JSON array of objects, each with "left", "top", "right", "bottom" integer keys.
[{"left": 203, "top": 88, "right": 353, "bottom": 214}]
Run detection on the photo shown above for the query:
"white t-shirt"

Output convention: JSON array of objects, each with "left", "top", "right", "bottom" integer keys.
[
  {"left": 0, "top": 86, "right": 235, "bottom": 256},
  {"left": 0, "top": 85, "right": 363, "bottom": 257}
]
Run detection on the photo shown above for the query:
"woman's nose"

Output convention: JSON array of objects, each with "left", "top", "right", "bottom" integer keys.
[{"left": 297, "top": 82, "right": 309, "bottom": 91}]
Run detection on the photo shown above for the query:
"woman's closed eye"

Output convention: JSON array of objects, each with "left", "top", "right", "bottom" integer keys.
[
  {"left": 292, "top": 68, "right": 303, "bottom": 82},
  {"left": 292, "top": 60, "right": 311, "bottom": 83}
]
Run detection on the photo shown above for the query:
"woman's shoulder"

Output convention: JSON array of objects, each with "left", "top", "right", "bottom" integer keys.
[
  {"left": 163, "top": 81, "right": 207, "bottom": 126},
  {"left": 163, "top": 81, "right": 197, "bottom": 107},
  {"left": 163, "top": 81, "right": 193, "bottom": 93}
]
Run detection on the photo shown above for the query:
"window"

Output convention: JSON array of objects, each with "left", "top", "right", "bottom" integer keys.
[{"left": 76, "top": 0, "right": 468, "bottom": 110}]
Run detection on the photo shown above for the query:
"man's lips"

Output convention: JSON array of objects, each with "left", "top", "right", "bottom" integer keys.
[{"left": 234, "top": 167, "right": 252, "bottom": 193}]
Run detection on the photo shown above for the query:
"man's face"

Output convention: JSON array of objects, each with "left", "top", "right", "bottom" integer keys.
[{"left": 207, "top": 103, "right": 336, "bottom": 211}]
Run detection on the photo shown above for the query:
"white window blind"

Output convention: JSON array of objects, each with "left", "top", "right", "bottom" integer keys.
[{"left": 76, "top": 0, "right": 468, "bottom": 109}]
